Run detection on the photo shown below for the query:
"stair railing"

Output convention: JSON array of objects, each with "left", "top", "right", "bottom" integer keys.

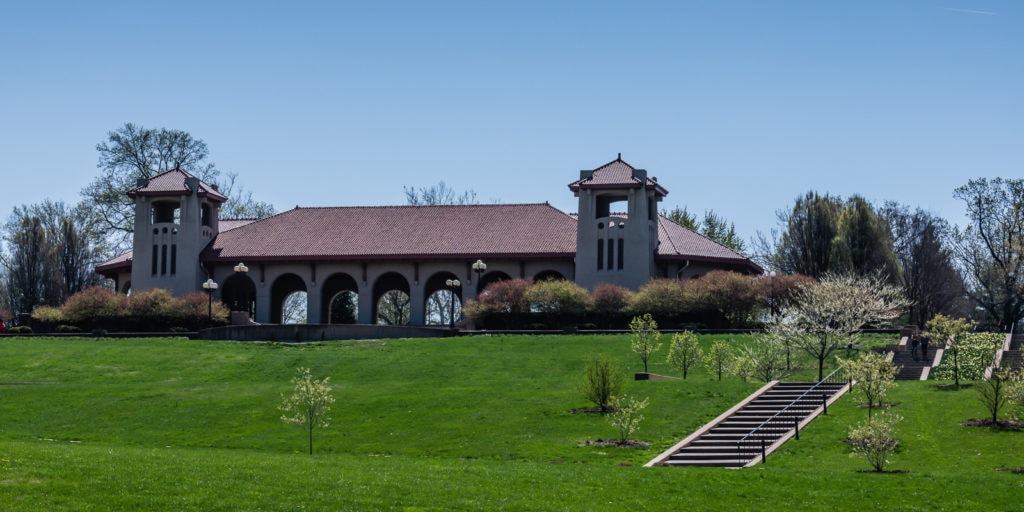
[{"left": 735, "top": 367, "right": 847, "bottom": 467}]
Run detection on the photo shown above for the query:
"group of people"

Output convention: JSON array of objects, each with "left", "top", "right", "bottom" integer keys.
[{"left": 910, "top": 332, "right": 931, "bottom": 361}]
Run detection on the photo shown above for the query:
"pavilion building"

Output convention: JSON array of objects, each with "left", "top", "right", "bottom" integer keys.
[{"left": 97, "top": 156, "right": 761, "bottom": 326}]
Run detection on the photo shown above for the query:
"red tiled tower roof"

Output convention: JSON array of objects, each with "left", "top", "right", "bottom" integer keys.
[
  {"left": 568, "top": 154, "right": 668, "bottom": 196},
  {"left": 127, "top": 168, "right": 228, "bottom": 203}
]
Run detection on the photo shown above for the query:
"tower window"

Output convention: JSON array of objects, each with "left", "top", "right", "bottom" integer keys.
[
  {"left": 170, "top": 245, "right": 177, "bottom": 275},
  {"left": 160, "top": 244, "right": 167, "bottom": 275},
  {"left": 201, "top": 204, "right": 211, "bottom": 226},
  {"left": 151, "top": 245, "right": 158, "bottom": 275},
  {"left": 607, "top": 238, "right": 615, "bottom": 270},
  {"left": 618, "top": 239, "right": 625, "bottom": 270},
  {"left": 597, "top": 239, "right": 604, "bottom": 270}
]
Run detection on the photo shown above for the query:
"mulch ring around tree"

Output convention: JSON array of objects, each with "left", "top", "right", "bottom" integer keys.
[
  {"left": 996, "top": 466, "right": 1024, "bottom": 474},
  {"left": 569, "top": 407, "right": 611, "bottom": 414},
  {"left": 856, "top": 402, "right": 900, "bottom": 409},
  {"left": 961, "top": 418, "right": 1024, "bottom": 429},
  {"left": 578, "top": 439, "right": 651, "bottom": 448}
]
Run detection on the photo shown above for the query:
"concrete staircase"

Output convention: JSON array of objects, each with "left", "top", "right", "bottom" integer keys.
[{"left": 646, "top": 379, "right": 849, "bottom": 468}]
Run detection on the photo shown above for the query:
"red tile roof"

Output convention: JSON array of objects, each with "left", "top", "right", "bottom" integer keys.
[
  {"left": 568, "top": 155, "right": 668, "bottom": 196},
  {"left": 203, "top": 203, "right": 579, "bottom": 262},
  {"left": 657, "top": 215, "right": 761, "bottom": 270},
  {"left": 95, "top": 251, "right": 132, "bottom": 273},
  {"left": 127, "top": 168, "right": 228, "bottom": 203}
]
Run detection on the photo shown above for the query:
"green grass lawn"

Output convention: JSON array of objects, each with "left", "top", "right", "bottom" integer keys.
[{"left": 1, "top": 334, "right": 1022, "bottom": 511}]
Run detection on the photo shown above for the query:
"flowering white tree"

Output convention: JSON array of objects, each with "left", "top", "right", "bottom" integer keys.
[
  {"left": 608, "top": 395, "right": 649, "bottom": 444},
  {"left": 667, "top": 330, "right": 702, "bottom": 379},
  {"left": 629, "top": 314, "right": 661, "bottom": 374},
  {"left": 839, "top": 352, "right": 898, "bottom": 418},
  {"left": 770, "top": 273, "right": 910, "bottom": 380},
  {"left": 279, "top": 367, "right": 335, "bottom": 455}
]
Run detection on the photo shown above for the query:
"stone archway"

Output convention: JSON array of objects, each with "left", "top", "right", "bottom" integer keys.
[
  {"left": 373, "top": 272, "right": 411, "bottom": 325},
  {"left": 424, "top": 271, "right": 462, "bottom": 326},
  {"left": 321, "top": 272, "right": 359, "bottom": 324},
  {"left": 221, "top": 273, "right": 257, "bottom": 317},
  {"left": 270, "top": 273, "right": 307, "bottom": 324}
]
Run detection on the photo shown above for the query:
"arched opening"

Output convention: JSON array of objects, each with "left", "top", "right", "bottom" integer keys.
[
  {"left": 120, "top": 280, "right": 132, "bottom": 295},
  {"left": 477, "top": 270, "right": 511, "bottom": 297},
  {"left": 321, "top": 273, "right": 359, "bottom": 324},
  {"left": 282, "top": 291, "right": 308, "bottom": 324},
  {"left": 533, "top": 270, "right": 566, "bottom": 282},
  {"left": 271, "top": 273, "right": 307, "bottom": 324},
  {"left": 221, "top": 273, "right": 257, "bottom": 317},
  {"left": 424, "top": 272, "right": 462, "bottom": 326},
  {"left": 373, "top": 272, "right": 411, "bottom": 325},
  {"left": 151, "top": 200, "right": 181, "bottom": 224}
]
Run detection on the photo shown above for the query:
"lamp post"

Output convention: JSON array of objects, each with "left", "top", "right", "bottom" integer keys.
[
  {"left": 472, "top": 259, "right": 487, "bottom": 285},
  {"left": 445, "top": 278, "right": 461, "bottom": 329},
  {"left": 202, "top": 278, "right": 218, "bottom": 326}
]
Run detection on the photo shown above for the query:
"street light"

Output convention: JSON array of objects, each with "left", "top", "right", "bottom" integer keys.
[
  {"left": 445, "top": 278, "right": 461, "bottom": 329},
  {"left": 472, "top": 259, "right": 487, "bottom": 282},
  {"left": 202, "top": 278, "right": 218, "bottom": 325}
]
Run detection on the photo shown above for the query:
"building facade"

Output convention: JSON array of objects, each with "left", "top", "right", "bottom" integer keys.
[{"left": 97, "top": 156, "right": 761, "bottom": 326}]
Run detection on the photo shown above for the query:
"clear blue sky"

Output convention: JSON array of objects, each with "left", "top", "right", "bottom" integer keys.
[{"left": 2, "top": 1, "right": 1021, "bottom": 249}]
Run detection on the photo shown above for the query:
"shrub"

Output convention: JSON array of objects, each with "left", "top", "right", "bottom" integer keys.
[
  {"left": 848, "top": 412, "right": 902, "bottom": 472},
  {"left": 684, "top": 271, "right": 758, "bottom": 327},
  {"left": 31, "top": 305, "right": 64, "bottom": 324},
  {"left": 930, "top": 332, "right": 1003, "bottom": 382},
  {"left": 55, "top": 324, "right": 82, "bottom": 333},
  {"left": 526, "top": 279, "right": 589, "bottom": 315},
  {"left": 732, "top": 333, "right": 788, "bottom": 383},
  {"left": 626, "top": 279, "right": 686, "bottom": 317},
  {"left": 839, "top": 352, "right": 898, "bottom": 418},
  {"left": 8, "top": 325, "right": 32, "bottom": 334},
  {"left": 578, "top": 354, "right": 624, "bottom": 412},
  {"left": 608, "top": 395, "right": 649, "bottom": 444},
  {"left": 62, "top": 286, "right": 126, "bottom": 326},
  {"left": 589, "top": 283, "right": 631, "bottom": 314},
  {"left": 474, "top": 279, "right": 532, "bottom": 313},
  {"left": 978, "top": 366, "right": 1018, "bottom": 423}
]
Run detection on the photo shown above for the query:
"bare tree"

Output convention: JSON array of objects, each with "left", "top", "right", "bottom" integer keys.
[
  {"left": 952, "top": 178, "right": 1024, "bottom": 330},
  {"left": 404, "top": 180, "right": 479, "bottom": 206}
]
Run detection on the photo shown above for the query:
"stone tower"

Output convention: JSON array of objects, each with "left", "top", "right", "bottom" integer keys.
[
  {"left": 569, "top": 155, "right": 667, "bottom": 290},
  {"left": 128, "top": 169, "right": 227, "bottom": 296}
]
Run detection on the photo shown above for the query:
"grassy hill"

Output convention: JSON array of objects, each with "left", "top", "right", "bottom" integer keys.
[{"left": 1, "top": 334, "right": 1022, "bottom": 511}]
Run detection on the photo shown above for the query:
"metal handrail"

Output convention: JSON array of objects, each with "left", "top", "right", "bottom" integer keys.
[{"left": 735, "top": 367, "right": 847, "bottom": 467}]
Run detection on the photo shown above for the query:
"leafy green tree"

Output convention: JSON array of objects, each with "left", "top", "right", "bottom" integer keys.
[
  {"left": 625, "top": 279, "right": 686, "bottom": 318},
  {"left": 607, "top": 394, "right": 649, "bottom": 444},
  {"left": 848, "top": 411, "right": 902, "bottom": 472},
  {"left": 662, "top": 206, "right": 745, "bottom": 252},
  {"left": 703, "top": 340, "right": 734, "bottom": 381},
  {"left": 952, "top": 177, "right": 1024, "bottom": 330},
  {"left": 279, "top": 367, "right": 335, "bottom": 455},
  {"left": 770, "top": 273, "right": 909, "bottom": 380},
  {"left": 925, "top": 314, "right": 976, "bottom": 388},
  {"left": 771, "top": 191, "right": 843, "bottom": 278},
  {"left": 831, "top": 195, "right": 900, "bottom": 281},
  {"left": 667, "top": 330, "right": 702, "bottom": 379},
  {"left": 629, "top": 313, "right": 661, "bottom": 374},
  {"left": 881, "top": 202, "right": 966, "bottom": 327},
  {"left": 839, "top": 352, "right": 898, "bottom": 418},
  {"left": 578, "top": 354, "right": 624, "bottom": 412}
]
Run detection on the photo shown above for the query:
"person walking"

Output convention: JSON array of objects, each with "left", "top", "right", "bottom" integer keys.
[
  {"left": 910, "top": 334, "right": 920, "bottom": 361},
  {"left": 921, "top": 335, "right": 930, "bottom": 361}
]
